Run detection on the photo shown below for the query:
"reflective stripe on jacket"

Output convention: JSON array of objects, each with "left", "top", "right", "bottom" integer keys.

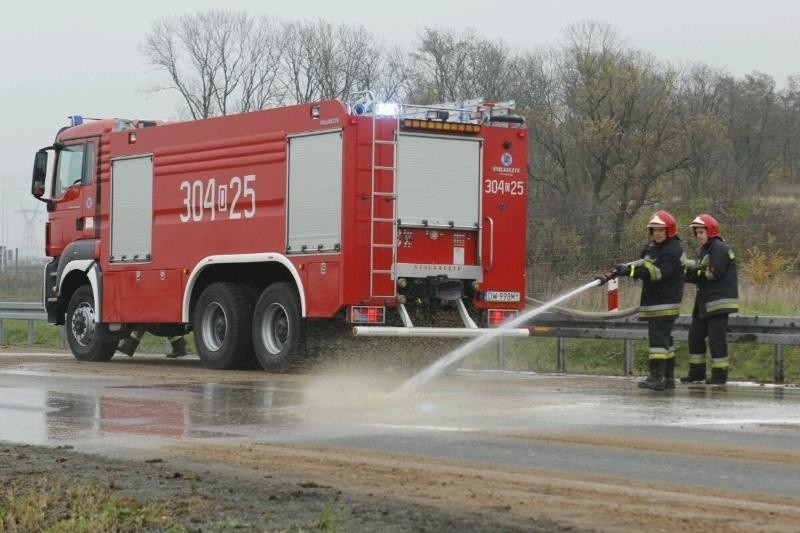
[
  {"left": 686, "top": 237, "right": 739, "bottom": 317},
  {"left": 631, "top": 236, "right": 685, "bottom": 321}
]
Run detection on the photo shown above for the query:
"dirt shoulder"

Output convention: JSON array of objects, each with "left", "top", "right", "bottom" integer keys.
[
  {"left": 0, "top": 442, "right": 565, "bottom": 532},
  {"left": 165, "top": 441, "right": 800, "bottom": 533},
  {"left": 6, "top": 438, "right": 795, "bottom": 532}
]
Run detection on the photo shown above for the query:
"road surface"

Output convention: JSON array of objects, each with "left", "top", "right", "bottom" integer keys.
[{"left": 1, "top": 349, "right": 799, "bottom": 531}]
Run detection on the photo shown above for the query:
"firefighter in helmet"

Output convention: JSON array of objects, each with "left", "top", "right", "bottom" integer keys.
[
  {"left": 681, "top": 214, "right": 738, "bottom": 385},
  {"left": 611, "top": 210, "right": 685, "bottom": 390},
  {"left": 117, "top": 329, "right": 189, "bottom": 359}
]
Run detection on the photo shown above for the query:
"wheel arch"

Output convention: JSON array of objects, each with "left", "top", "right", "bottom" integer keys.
[
  {"left": 57, "top": 260, "right": 101, "bottom": 325},
  {"left": 184, "top": 254, "right": 305, "bottom": 323}
]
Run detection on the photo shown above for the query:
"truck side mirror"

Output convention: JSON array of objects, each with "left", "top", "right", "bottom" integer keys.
[{"left": 31, "top": 150, "right": 49, "bottom": 198}]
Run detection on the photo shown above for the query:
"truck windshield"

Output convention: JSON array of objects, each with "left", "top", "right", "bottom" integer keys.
[{"left": 54, "top": 144, "right": 86, "bottom": 197}]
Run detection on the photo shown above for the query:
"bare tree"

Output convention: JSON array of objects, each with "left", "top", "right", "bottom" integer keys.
[
  {"left": 526, "top": 22, "right": 688, "bottom": 256},
  {"left": 675, "top": 64, "right": 733, "bottom": 196},
  {"left": 279, "top": 20, "right": 388, "bottom": 104},
  {"left": 409, "top": 27, "right": 514, "bottom": 104},
  {"left": 366, "top": 43, "right": 416, "bottom": 102},
  {"left": 341, "top": 25, "right": 378, "bottom": 98},
  {"left": 410, "top": 28, "right": 477, "bottom": 102},
  {"left": 463, "top": 38, "right": 513, "bottom": 101},
  {"left": 723, "top": 72, "right": 781, "bottom": 194},
  {"left": 778, "top": 76, "right": 800, "bottom": 185},
  {"left": 236, "top": 16, "right": 285, "bottom": 112},
  {"left": 141, "top": 10, "right": 283, "bottom": 118},
  {"left": 141, "top": 14, "right": 216, "bottom": 118},
  {"left": 280, "top": 21, "right": 322, "bottom": 104}
]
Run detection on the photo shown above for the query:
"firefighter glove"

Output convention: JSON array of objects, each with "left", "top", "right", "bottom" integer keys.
[
  {"left": 614, "top": 263, "right": 631, "bottom": 277},
  {"left": 594, "top": 271, "right": 616, "bottom": 285}
]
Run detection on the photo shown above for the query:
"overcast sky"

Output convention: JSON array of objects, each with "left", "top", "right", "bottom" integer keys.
[{"left": 2, "top": 0, "right": 798, "bottom": 257}]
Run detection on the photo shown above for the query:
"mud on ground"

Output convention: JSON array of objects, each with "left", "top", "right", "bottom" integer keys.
[
  {"left": 4, "top": 438, "right": 800, "bottom": 532},
  {"left": 0, "top": 442, "right": 563, "bottom": 532}
]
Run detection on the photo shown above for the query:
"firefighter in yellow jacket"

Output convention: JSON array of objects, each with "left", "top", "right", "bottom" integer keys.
[
  {"left": 613, "top": 210, "right": 685, "bottom": 391},
  {"left": 681, "top": 214, "right": 739, "bottom": 385}
]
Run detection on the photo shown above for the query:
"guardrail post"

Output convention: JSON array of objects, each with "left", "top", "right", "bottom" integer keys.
[
  {"left": 556, "top": 337, "right": 567, "bottom": 373},
  {"left": 624, "top": 339, "right": 634, "bottom": 375},
  {"left": 774, "top": 345, "right": 785, "bottom": 384},
  {"left": 60, "top": 326, "right": 66, "bottom": 349},
  {"left": 496, "top": 337, "right": 506, "bottom": 369},
  {"left": 27, "top": 320, "right": 35, "bottom": 344},
  {"left": 0, "top": 318, "right": 4, "bottom": 344}
]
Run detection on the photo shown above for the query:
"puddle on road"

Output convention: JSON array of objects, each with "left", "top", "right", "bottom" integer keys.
[{"left": 0, "top": 381, "right": 304, "bottom": 446}]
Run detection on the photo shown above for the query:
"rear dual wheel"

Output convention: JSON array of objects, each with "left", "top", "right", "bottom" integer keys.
[
  {"left": 193, "top": 281, "right": 304, "bottom": 371},
  {"left": 193, "top": 282, "right": 255, "bottom": 370},
  {"left": 252, "top": 282, "right": 304, "bottom": 372}
]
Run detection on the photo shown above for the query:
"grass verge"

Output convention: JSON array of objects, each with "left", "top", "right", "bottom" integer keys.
[{"left": 0, "top": 475, "right": 179, "bottom": 532}]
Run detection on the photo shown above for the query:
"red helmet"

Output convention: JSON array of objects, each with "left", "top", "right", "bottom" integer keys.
[
  {"left": 690, "top": 213, "right": 720, "bottom": 238},
  {"left": 646, "top": 210, "right": 677, "bottom": 238}
]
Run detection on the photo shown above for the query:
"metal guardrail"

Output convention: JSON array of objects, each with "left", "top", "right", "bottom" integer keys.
[
  {"left": 526, "top": 313, "right": 799, "bottom": 383},
  {"left": 0, "top": 301, "right": 47, "bottom": 319},
  {"left": 1, "top": 301, "right": 797, "bottom": 383},
  {"left": 0, "top": 302, "right": 48, "bottom": 345}
]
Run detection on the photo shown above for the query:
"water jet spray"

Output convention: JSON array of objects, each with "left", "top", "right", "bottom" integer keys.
[{"left": 392, "top": 278, "right": 604, "bottom": 395}]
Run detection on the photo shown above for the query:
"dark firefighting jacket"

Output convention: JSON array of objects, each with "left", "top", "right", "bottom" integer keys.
[
  {"left": 686, "top": 237, "right": 739, "bottom": 317},
  {"left": 627, "top": 236, "right": 685, "bottom": 320}
]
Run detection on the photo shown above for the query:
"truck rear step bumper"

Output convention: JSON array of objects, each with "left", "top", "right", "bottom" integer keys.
[{"left": 352, "top": 326, "right": 530, "bottom": 337}]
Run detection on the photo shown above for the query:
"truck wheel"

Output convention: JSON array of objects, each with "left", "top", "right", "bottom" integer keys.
[
  {"left": 252, "top": 282, "right": 304, "bottom": 372},
  {"left": 193, "top": 282, "right": 254, "bottom": 370},
  {"left": 65, "top": 285, "right": 117, "bottom": 362}
]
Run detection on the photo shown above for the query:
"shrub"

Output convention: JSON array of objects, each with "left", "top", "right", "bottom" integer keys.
[{"left": 740, "top": 245, "right": 796, "bottom": 285}]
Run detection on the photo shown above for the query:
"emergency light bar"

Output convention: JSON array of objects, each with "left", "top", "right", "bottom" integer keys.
[
  {"left": 68, "top": 115, "right": 103, "bottom": 127},
  {"left": 375, "top": 102, "right": 399, "bottom": 116},
  {"left": 402, "top": 118, "right": 481, "bottom": 134}
]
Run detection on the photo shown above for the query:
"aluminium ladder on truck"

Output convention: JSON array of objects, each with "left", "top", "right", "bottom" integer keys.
[
  {"left": 346, "top": 91, "right": 402, "bottom": 301},
  {"left": 345, "top": 92, "right": 518, "bottom": 302}
]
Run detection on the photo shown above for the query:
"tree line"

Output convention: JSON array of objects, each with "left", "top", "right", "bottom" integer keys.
[{"left": 141, "top": 11, "right": 800, "bottom": 286}]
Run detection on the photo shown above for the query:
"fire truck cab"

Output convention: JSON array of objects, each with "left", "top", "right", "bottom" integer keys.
[{"left": 31, "top": 94, "right": 528, "bottom": 371}]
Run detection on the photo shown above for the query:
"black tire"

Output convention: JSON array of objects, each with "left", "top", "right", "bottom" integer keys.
[
  {"left": 252, "top": 282, "right": 304, "bottom": 372},
  {"left": 193, "top": 282, "right": 255, "bottom": 370},
  {"left": 65, "top": 285, "right": 117, "bottom": 362}
]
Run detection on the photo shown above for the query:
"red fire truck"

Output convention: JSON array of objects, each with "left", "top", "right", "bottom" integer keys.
[{"left": 31, "top": 94, "right": 528, "bottom": 371}]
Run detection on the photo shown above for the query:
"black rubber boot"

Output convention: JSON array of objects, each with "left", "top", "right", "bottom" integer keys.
[
  {"left": 638, "top": 359, "right": 666, "bottom": 391},
  {"left": 706, "top": 367, "right": 728, "bottom": 385},
  {"left": 166, "top": 337, "right": 188, "bottom": 359},
  {"left": 664, "top": 358, "right": 675, "bottom": 389},
  {"left": 117, "top": 335, "right": 141, "bottom": 357},
  {"left": 680, "top": 363, "right": 706, "bottom": 383}
]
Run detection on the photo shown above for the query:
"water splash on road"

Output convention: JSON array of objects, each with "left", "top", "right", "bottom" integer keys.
[{"left": 392, "top": 279, "right": 602, "bottom": 395}]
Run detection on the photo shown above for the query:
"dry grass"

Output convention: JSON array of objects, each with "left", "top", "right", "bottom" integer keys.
[
  {"left": 737, "top": 275, "right": 800, "bottom": 315},
  {"left": 532, "top": 274, "right": 800, "bottom": 316},
  {"left": 0, "top": 475, "right": 176, "bottom": 532}
]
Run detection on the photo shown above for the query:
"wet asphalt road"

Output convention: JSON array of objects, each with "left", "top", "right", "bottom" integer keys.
[{"left": 1, "top": 350, "right": 799, "bottom": 498}]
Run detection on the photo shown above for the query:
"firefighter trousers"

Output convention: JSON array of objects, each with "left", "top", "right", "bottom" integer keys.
[
  {"left": 689, "top": 312, "right": 729, "bottom": 360},
  {"left": 647, "top": 317, "right": 677, "bottom": 360}
]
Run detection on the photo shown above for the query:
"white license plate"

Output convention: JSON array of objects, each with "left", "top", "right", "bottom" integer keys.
[{"left": 484, "top": 291, "right": 520, "bottom": 302}]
